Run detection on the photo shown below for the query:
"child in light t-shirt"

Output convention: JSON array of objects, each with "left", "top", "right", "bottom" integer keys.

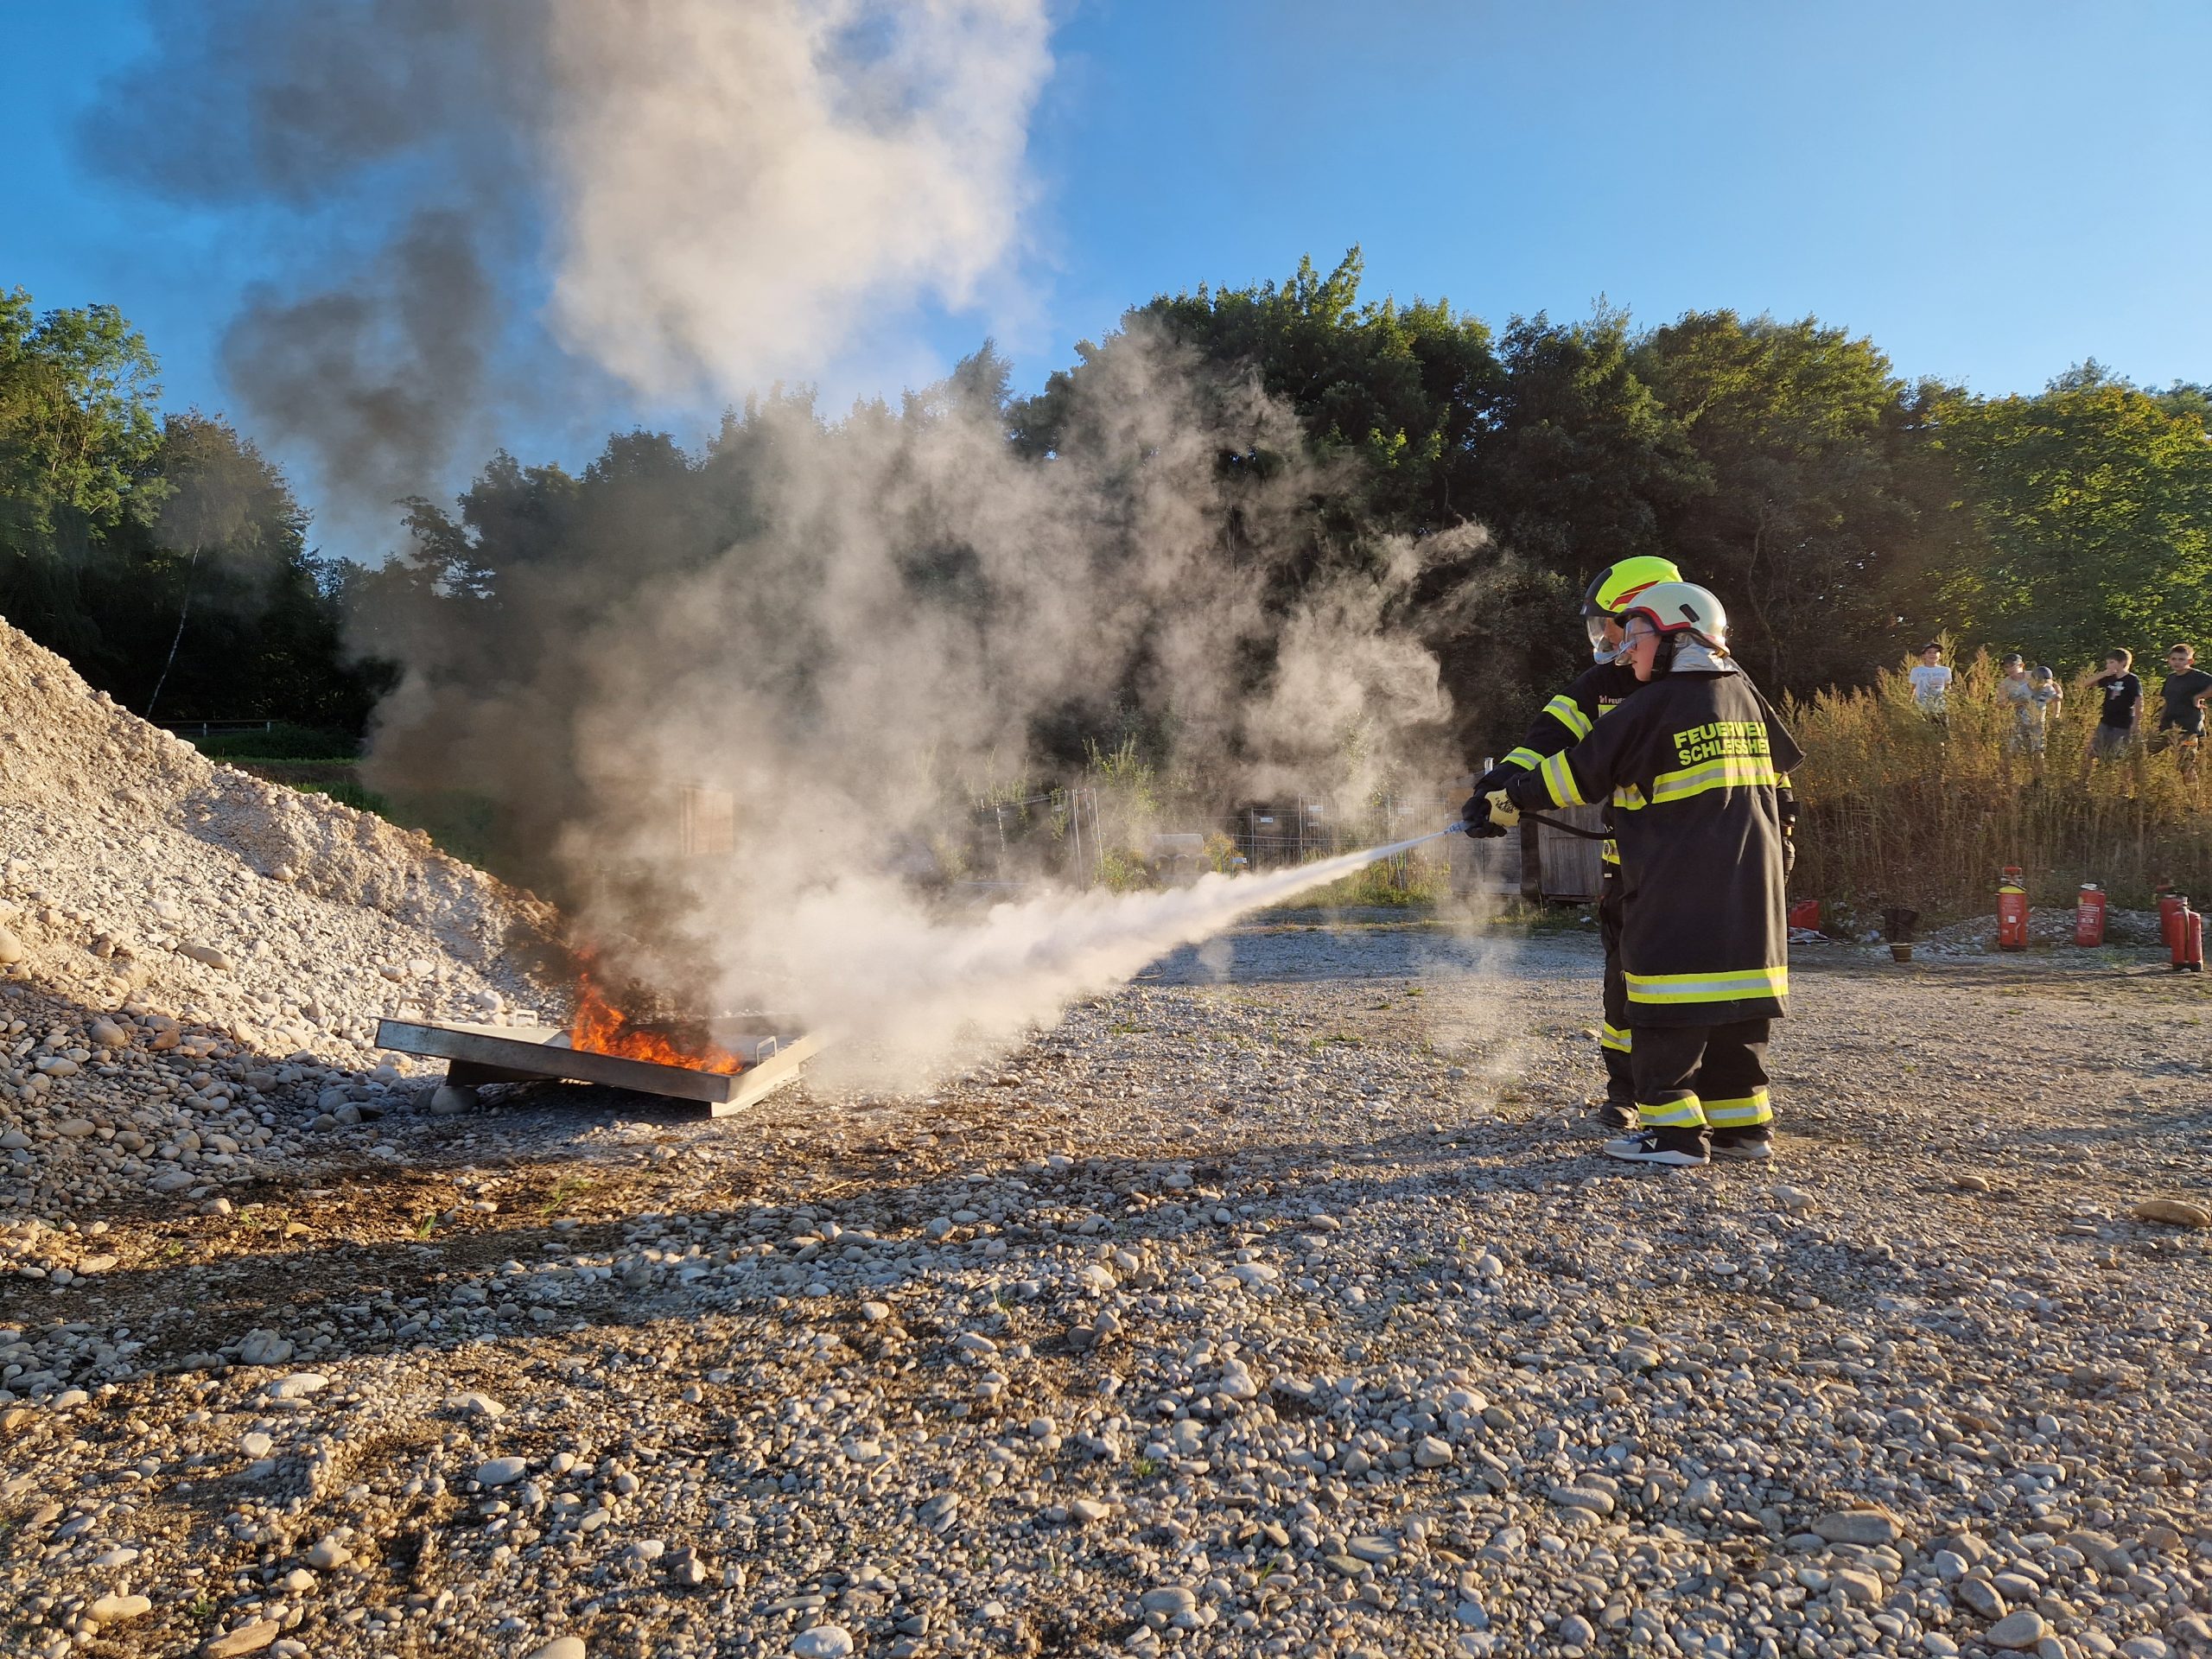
[{"left": 1908, "top": 643, "right": 1953, "bottom": 717}]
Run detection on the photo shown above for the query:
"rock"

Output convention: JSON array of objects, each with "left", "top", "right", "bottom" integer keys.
[
  {"left": 1070, "top": 1497, "right": 1113, "bottom": 1523},
  {"left": 859, "top": 1301, "right": 891, "bottom": 1324},
  {"left": 203, "top": 1620, "right": 281, "bottom": 1657},
  {"left": 2133, "top": 1198, "right": 2211, "bottom": 1229},
  {"left": 179, "top": 942, "right": 234, "bottom": 971},
  {"left": 1771, "top": 1183, "right": 1815, "bottom": 1213},
  {"left": 1953, "top": 1173, "right": 1993, "bottom": 1192},
  {"left": 54, "top": 1117, "right": 96, "bottom": 1138},
  {"left": 1813, "top": 1508, "right": 1904, "bottom": 1545},
  {"left": 238, "top": 1331, "right": 293, "bottom": 1367},
  {"left": 0, "top": 926, "right": 23, "bottom": 964},
  {"left": 1987, "top": 1611, "right": 2051, "bottom": 1649},
  {"left": 1217, "top": 1359, "right": 1259, "bottom": 1400},
  {"left": 268, "top": 1372, "right": 327, "bottom": 1400},
  {"left": 90, "top": 1593, "right": 151, "bottom": 1622},
  {"left": 1140, "top": 1586, "right": 1198, "bottom": 1616},
  {"left": 1559, "top": 1613, "right": 1595, "bottom": 1648},
  {"left": 476, "top": 1456, "right": 528, "bottom": 1486},
  {"left": 1346, "top": 1535, "right": 1399, "bottom": 1564},
  {"left": 1960, "top": 1577, "right": 2008, "bottom": 1618},
  {"left": 1414, "top": 1435, "right": 1453, "bottom": 1468},
  {"left": 305, "top": 1536, "right": 350, "bottom": 1569},
  {"left": 450, "top": 1390, "right": 505, "bottom": 1418},
  {"left": 1548, "top": 1484, "right": 1615, "bottom": 1516},
  {"left": 87, "top": 1019, "right": 127, "bottom": 1048},
  {"left": 429, "top": 1084, "right": 476, "bottom": 1116},
  {"left": 2119, "top": 1639, "right": 2171, "bottom": 1659},
  {"left": 525, "top": 1641, "right": 587, "bottom": 1659},
  {"left": 1834, "top": 1567, "right": 1883, "bottom": 1605},
  {"left": 239, "top": 1432, "right": 275, "bottom": 1459},
  {"left": 791, "top": 1629, "right": 855, "bottom": 1659}
]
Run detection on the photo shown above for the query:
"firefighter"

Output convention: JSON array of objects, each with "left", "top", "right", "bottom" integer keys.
[
  {"left": 1485, "top": 582, "right": 1802, "bottom": 1166},
  {"left": 1461, "top": 554, "right": 1681, "bottom": 1129}
]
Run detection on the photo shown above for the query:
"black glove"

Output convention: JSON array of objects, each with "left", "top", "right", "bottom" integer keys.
[
  {"left": 1459, "top": 790, "right": 1507, "bottom": 839},
  {"left": 1782, "top": 831, "right": 1797, "bottom": 880}
]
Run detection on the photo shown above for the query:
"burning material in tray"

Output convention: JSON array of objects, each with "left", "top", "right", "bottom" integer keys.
[{"left": 375, "top": 1013, "right": 820, "bottom": 1116}]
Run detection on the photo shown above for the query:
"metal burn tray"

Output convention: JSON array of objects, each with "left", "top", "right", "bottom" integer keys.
[{"left": 373, "top": 1019, "right": 822, "bottom": 1116}]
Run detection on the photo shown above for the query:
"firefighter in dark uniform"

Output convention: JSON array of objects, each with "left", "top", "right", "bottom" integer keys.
[
  {"left": 1487, "top": 582, "right": 1802, "bottom": 1166},
  {"left": 1462, "top": 555, "right": 1681, "bottom": 1130}
]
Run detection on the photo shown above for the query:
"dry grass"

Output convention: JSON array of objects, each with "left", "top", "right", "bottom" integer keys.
[{"left": 1788, "top": 650, "right": 2212, "bottom": 926}]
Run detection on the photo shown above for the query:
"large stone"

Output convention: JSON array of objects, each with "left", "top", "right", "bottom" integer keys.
[
  {"left": 1140, "top": 1586, "right": 1198, "bottom": 1616},
  {"left": 1986, "top": 1610, "right": 2050, "bottom": 1649},
  {"left": 476, "top": 1456, "right": 528, "bottom": 1486},
  {"left": 0, "top": 926, "right": 23, "bottom": 964},
  {"left": 524, "top": 1641, "right": 587, "bottom": 1659},
  {"left": 1414, "top": 1435, "right": 1454, "bottom": 1468},
  {"left": 2133, "top": 1198, "right": 2211, "bottom": 1229},
  {"left": 1813, "top": 1508, "right": 1903, "bottom": 1545},
  {"left": 90, "top": 1594, "right": 151, "bottom": 1622},
  {"left": 791, "top": 1630, "right": 854, "bottom": 1659},
  {"left": 179, "top": 942, "right": 235, "bottom": 971},
  {"left": 1959, "top": 1577, "right": 2008, "bottom": 1619},
  {"left": 202, "top": 1620, "right": 281, "bottom": 1657}
]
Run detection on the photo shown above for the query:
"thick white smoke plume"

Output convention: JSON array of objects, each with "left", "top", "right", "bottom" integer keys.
[
  {"left": 92, "top": 0, "right": 1052, "bottom": 518},
  {"left": 93, "top": 0, "right": 1491, "bottom": 1085}
]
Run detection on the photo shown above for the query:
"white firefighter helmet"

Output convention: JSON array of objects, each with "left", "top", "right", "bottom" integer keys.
[{"left": 1619, "top": 581, "right": 1728, "bottom": 653}]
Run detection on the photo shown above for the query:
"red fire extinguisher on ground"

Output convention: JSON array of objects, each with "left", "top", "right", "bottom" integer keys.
[
  {"left": 1997, "top": 867, "right": 2030, "bottom": 951},
  {"left": 2075, "top": 882, "right": 2107, "bottom": 947},
  {"left": 2172, "top": 899, "right": 2204, "bottom": 974},
  {"left": 2159, "top": 890, "right": 2190, "bottom": 952}
]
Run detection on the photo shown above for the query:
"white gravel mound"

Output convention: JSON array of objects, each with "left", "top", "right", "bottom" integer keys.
[{"left": 0, "top": 616, "right": 560, "bottom": 1217}]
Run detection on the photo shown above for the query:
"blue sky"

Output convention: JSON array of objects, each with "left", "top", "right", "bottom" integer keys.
[{"left": 5, "top": 0, "right": 2208, "bottom": 547}]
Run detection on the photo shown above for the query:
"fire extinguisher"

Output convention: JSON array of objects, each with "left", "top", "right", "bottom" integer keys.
[
  {"left": 2159, "top": 890, "right": 2190, "bottom": 952},
  {"left": 2075, "top": 882, "right": 2107, "bottom": 947},
  {"left": 1997, "top": 867, "right": 2030, "bottom": 951},
  {"left": 2173, "top": 900, "right": 2205, "bottom": 974}
]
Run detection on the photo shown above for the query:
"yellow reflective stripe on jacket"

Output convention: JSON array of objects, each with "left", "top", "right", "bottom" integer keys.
[
  {"left": 1600, "top": 840, "right": 1620, "bottom": 865},
  {"left": 1538, "top": 750, "right": 1588, "bottom": 808},
  {"left": 1541, "top": 694, "right": 1594, "bottom": 741},
  {"left": 1702, "top": 1089, "right": 1772, "bottom": 1127},
  {"left": 1503, "top": 747, "right": 1544, "bottom": 772},
  {"left": 1611, "top": 783, "right": 1647, "bottom": 812},
  {"left": 1624, "top": 965, "right": 1789, "bottom": 1004},
  {"left": 1599, "top": 1022, "right": 1631, "bottom": 1053},
  {"left": 1647, "top": 756, "right": 1780, "bottom": 805},
  {"left": 1637, "top": 1096, "right": 1707, "bottom": 1128}
]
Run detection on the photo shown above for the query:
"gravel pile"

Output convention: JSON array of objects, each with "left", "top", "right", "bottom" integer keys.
[
  {"left": 1, "top": 904, "right": 2207, "bottom": 1659},
  {"left": 0, "top": 618, "right": 558, "bottom": 1220}
]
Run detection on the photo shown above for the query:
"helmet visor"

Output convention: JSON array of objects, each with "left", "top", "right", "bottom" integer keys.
[{"left": 1585, "top": 614, "right": 1611, "bottom": 652}]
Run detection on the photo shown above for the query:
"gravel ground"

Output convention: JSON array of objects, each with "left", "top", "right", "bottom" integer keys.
[{"left": 3, "top": 914, "right": 2209, "bottom": 1659}]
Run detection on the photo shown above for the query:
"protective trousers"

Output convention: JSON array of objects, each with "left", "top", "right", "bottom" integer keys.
[
  {"left": 1629, "top": 1020, "right": 1774, "bottom": 1134},
  {"left": 1597, "top": 867, "right": 1633, "bottom": 1109}
]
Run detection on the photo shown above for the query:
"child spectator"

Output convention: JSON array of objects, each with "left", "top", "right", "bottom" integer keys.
[
  {"left": 2157, "top": 642, "right": 2212, "bottom": 781},
  {"left": 1908, "top": 642, "right": 1952, "bottom": 717},
  {"left": 1999, "top": 654, "right": 2034, "bottom": 749},
  {"left": 2089, "top": 649, "right": 2142, "bottom": 768}
]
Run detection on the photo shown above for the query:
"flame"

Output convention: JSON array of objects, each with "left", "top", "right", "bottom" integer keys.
[{"left": 568, "top": 960, "right": 746, "bottom": 1075}]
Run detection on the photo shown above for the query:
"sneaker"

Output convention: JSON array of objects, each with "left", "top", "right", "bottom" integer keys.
[
  {"left": 1592, "top": 1100, "right": 1637, "bottom": 1132},
  {"left": 1603, "top": 1129, "right": 1708, "bottom": 1167},
  {"left": 1710, "top": 1130, "right": 1774, "bottom": 1162}
]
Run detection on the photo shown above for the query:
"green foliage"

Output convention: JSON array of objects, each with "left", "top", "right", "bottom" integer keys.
[
  {"left": 1927, "top": 374, "right": 2212, "bottom": 669},
  {"left": 192, "top": 721, "right": 361, "bottom": 761}
]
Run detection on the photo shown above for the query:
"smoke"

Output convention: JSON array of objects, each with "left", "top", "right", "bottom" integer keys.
[
  {"left": 91, "top": 0, "right": 1498, "bottom": 1084},
  {"left": 357, "top": 329, "right": 1470, "bottom": 1083},
  {"left": 88, "top": 0, "right": 1052, "bottom": 524}
]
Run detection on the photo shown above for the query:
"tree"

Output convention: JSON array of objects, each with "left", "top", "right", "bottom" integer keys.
[
  {"left": 0, "top": 288, "right": 166, "bottom": 655},
  {"left": 1635, "top": 310, "right": 1971, "bottom": 694},
  {"left": 1928, "top": 378, "right": 2212, "bottom": 667}
]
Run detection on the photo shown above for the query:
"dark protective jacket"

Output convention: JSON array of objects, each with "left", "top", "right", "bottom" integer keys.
[
  {"left": 1504, "top": 665, "right": 1805, "bottom": 1026},
  {"left": 1496, "top": 660, "right": 1643, "bottom": 867}
]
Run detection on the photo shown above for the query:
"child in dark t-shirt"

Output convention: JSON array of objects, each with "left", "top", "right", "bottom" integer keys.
[
  {"left": 2158, "top": 642, "right": 2212, "bottom": 779},
  {"left": 2089, "top": 649, "right": 2142, "bottom": 764}
]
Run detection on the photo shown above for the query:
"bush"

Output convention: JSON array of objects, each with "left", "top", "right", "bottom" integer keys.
[
  {"left": 188, "top": 721, "right": 360, "bottom": 762},
  {"left": 1789, "top": 650, "right": 2212, "bottom": 922}
]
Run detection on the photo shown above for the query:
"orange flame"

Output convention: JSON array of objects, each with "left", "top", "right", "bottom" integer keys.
[{"left": 569, "top": 960, "right": 745, "bottom": 1075}]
